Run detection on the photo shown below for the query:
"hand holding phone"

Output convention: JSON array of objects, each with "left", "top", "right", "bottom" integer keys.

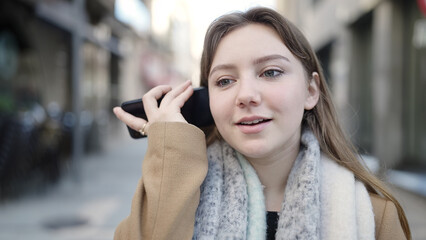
[{"left": 120, "top": 87, "right": 213, "bottom": 139}]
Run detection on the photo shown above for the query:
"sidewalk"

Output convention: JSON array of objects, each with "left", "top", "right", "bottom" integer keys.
[
  {"left": 0, "top": 132, "right": 425, "bottom": 240},
  {"left": 0, "top": 131, "right": 147, "bottom": 240}
]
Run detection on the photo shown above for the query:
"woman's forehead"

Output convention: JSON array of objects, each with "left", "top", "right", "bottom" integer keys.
[{"left": 211, "top": 24, "right": 298, "bottom": 67}]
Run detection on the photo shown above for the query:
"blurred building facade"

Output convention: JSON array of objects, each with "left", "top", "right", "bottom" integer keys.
[
  {"left": 0, "top": 0, "right": 157, "bottom": 199},
  {"left": 145, "top": 0, "right": 200, "bottom": 85},
  {"left": 277, "top": 0, "right": 426, "bottom": 172}
]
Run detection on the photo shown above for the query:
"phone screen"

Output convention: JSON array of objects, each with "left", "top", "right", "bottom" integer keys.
[{"left": 121, "top": 87, "right": 214, "bottom": 139}]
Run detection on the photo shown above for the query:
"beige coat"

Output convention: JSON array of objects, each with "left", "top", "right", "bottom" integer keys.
[{"left": 114, "top": 122, "right": 406, "bottom": 240}]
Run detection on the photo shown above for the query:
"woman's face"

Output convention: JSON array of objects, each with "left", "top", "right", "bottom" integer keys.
[{"left": 208, "top": 23, "right": 319, "bottom": 162}]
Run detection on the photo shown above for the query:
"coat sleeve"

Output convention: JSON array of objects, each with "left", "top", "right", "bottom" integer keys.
[
  {"left": 114, "top": 122, "right": 208, "bottom": 240},
  {"left": 370, "top": 194, "right": 407, "bottom": 240}
]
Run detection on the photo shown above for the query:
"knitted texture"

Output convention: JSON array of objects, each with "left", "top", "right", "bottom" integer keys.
[
  {"left": 193, "top": 128, "right": 375, "bottom": 240},
  {"left": 320, "top": 156, "right": 375, "bottom": 240},
  {"left": 275, "top": 128, "right": 320, "bottom": 239},
  {"left": 193, "top": 141, "right": 247, "bottom": 239},
  {"left": 237, "top": 152, "right": 266, "bottom": 240}
]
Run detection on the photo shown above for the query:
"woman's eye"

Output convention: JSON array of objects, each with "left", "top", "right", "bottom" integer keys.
[
  {"left": 216, "top": 78, "right": 235, "bottom": 87},
  {"left": 262, "top": 69, "right": 283, "bottom": 78}
]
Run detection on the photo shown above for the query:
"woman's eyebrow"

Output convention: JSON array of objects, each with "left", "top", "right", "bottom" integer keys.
[
  {"left": 253, "top": 54, "right": 290, "bottom": 65},
  {"left": 209, "top": 64, "right": 236, "bottom": 78}
]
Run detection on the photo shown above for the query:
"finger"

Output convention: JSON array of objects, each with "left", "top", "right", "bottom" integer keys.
[
  {"left": 160, "top": 80, "right": 192, "bottom": 106},
  {"left": 143, "top": 85, "right": 172, "bottom": 118},
  {"left": 173, "top": 84, "right": 194, "bottom": 108},
  {"left": 113, "top": 107, "right": 147, "bottom": 131}
]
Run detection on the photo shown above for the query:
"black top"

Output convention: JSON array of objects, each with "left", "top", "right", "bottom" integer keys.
[{"left": 266, "top": 211, "right": 279, "bottom": 240}]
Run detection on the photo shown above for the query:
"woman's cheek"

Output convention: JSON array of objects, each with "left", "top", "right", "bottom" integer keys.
[{"left": 209, "top": 91, "right": 233, "bottom": 127}]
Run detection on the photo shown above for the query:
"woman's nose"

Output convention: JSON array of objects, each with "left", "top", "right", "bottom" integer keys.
[{"left": 235, "top": 79, "right": 261, "bottom": 108}]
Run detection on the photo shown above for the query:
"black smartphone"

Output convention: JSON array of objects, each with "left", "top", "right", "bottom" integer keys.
[{"left": 121, "top": 87, "right": 214, "bottom": 139}]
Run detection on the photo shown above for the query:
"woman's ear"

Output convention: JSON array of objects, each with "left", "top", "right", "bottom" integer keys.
[{"left": 304, "top": 72, "right": 320, "bottom": 110}]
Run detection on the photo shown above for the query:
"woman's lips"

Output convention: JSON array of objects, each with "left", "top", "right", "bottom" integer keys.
[{"left": 236, "top": 118, "right": 271, "bottom": 134}]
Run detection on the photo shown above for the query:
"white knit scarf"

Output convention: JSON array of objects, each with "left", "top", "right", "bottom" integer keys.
[{"left": 193, "top": 128, "right": 375, "bottom": 240}]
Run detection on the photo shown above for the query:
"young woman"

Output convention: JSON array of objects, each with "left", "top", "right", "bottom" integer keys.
[{"left": 113, "top": 7, "right": 411, "bottom": 240}]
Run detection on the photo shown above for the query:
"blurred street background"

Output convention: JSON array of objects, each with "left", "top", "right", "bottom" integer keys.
[{"left": 0, "top": 0, "right": 425, "bottom": 239}]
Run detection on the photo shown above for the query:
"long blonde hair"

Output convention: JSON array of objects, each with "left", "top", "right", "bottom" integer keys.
[{"left": 199, "top": 7, "right": 411, "bottom": 239}]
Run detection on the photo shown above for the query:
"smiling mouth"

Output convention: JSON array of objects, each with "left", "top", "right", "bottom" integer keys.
[{"left": 237, "top": 119, "right": 271, "bottom": 125}]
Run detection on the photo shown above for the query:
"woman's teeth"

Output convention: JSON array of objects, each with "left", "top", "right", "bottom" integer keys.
[{"left": 240, "top": 119, "right": 265, "bottom": 125}]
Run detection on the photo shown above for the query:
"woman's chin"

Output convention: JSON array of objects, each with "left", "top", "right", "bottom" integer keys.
[{"left": 233, "top": 143, "right": 271, "bottom": 160}]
